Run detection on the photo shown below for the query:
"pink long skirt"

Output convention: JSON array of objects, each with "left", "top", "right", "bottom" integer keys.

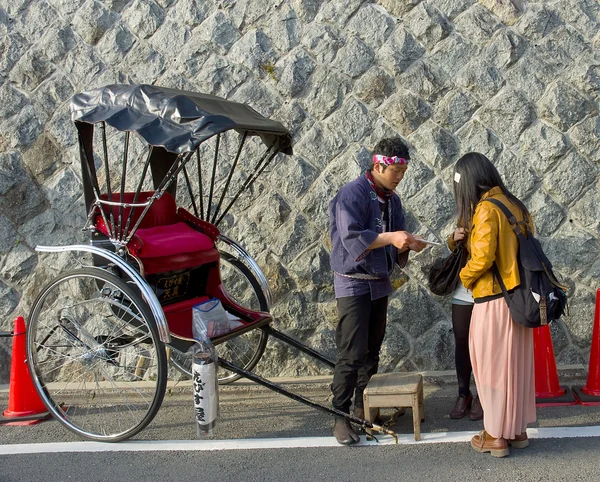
[{"left": 469, "top": 297, "right": 536, "bottom": 439}]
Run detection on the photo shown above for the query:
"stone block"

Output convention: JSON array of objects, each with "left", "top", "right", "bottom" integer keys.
[
  {"left": 478, "top": 0, "right": 525, "bottom": 26},
  {"left": 408, "top": 120, "right": 459, "bottom": 170},
  {"left": 454, "top": 4, "right": 503, "bottom": 43},
  {"left": 571, "top": 181, "right": 600, "bottom": 233},
  {"left": 302, "top": 67, "right": 351, "bottom": 120},
  {"left": 0, "top": 243, "right": 37, "bottom": 288},
  {"left": 494, "top": 149, "right": 537, "bottom": 199},
  {"left": 503, "top": 51, "right": 556, "bottom": 103},
  {"left": 41, "top": 167, "right": 82, "bottom": 214},
  {"left": 477, "top": 87, "right": 535, "bottom": 146},
  {"left": 224, "top": 0, "right": 285, "bottom": 30},
  {"left": 262, "top": 3, "right": 300, "bottom": 53},
  {"left": 539, "top": 80, "right": 594, "bottom": 131},
  {"left": 375, "top": 0, "right": 421, "bottom": 17},
  {"left": 525, "top": 189, "right": 565, "bottom": 237},
  {"left": 21, "top": 133, "right": 65, "bottom": 182},
  {"left": 553, "top": 0, "right": 600, "bottom": 41},
  {"left": 376, "top": 27, "right": 425, "bottom": 75},
  {"left": 569, "top": 116, "right": 600, "bottom": 162},
  {"left": 379, "top": 321, "right": 411, "bottom": 369},
  {"left": 13, "top": 0, "right": 59, "bottom": 39},
  {"left": 413, "top": 321, "right": 454, "bottom": 370},
  {"left": 291, "top": 123, "right": 346, "bottom": 166},
  {"left": 289, "top": 0, "right": 321, "bottom": 22},
  {"left": 230, "top": 76, "right": 280, "bottom": 117},
  {"left": 315, "top": 0, "right": 365, "bottom": 27},
  {"left": 346, "top": 3, "right": 395, "bottom": 50},
  {"left": 398, "top": 59, "right": 451, "bottom": 103},
  {"left": 543, "top": 151, "right": 596, "bottom": 206},
  {"left": 174, "top": 38, "right": 211, "bottom": 78},
  {"left": 276, "top": 48, "right": 315, "bottom": 96},
  {"left": 96, "top": 21, "right": 136, "bottom": 66},
  {"left": 0, "top": 213, "right": 18, "bottom": 254},
  {"left": 426, "top": 0, "right": 475, "bottom": 20},
  {"left": 456, "top": 119, "right": 504, "bottom": 161},
  {"left": 270, "top": 212, "right": 320, "bottom": 265},
  {"left": 568, "top": 53, "right": 600, "bottom": 101},
  {"left": 37, "top": 22, "right": 77, "bottom": 62},
  {"left": 325, "top": 97, "right": 377, "bottom": 143},
  {"left": 168, "top": 0, "right": 211, "bottom": 26},
  {"left": 332, "top": 35, "right": 374, "bottom": 78},
  {"left": 228, "top": 30, "right": 276, "bottom": 73},
  {"left": 434, "top": 89, "right": 480, "bottom": 132},
  {"left": 536, "top": 25, "right": 590, "bottom": 73},
  {"left": 484, "top": 28, "right": 527, "bottom": 70},
  {"left": 196, "top": 11, "right": 241, "bottom": 54},
  {"left": 380, "top": 90, "right": 432, "bottom": 135},
  {"left": 406, "top": 178, "right": 455, "bottom": 232},
  {"left": 122, "top": 43, "right": 165, "bottom": 84},
  {"left": 300, "top": 22, "right": 344, "bottom": 64},
  {"left": 30, "top": 74, "right": 75, "bottom": 124},
  {"left": 63, "top": 44, "right": 104, "bottom": 89},
  {"left": 456, "top": 58, "right": 504, "bottom": 102},
  {"left": 398, "top": 155, "right": 435, "bottom": 200},
  {"left": 0, "top": 104, "right": 42, "bottom": 149},
  {"left": 0, "top": 84, "right": 28, "bottom": 119},
  {"left": 71, "top": 0, "right": 118, "bottom": 45},
  {"left": 9, "top": 49, "right": 54, "bottom": 92},
  {"left": 428, "top": 33, "right": 479, "bottom": 77},
  {"left": 514, "top": 4, "right": 563, "bottom": 40},
  {"left": 247, "top": 192, "right": 291, "bottom": 231},
  {"left": 46, "top": 0, "right": 86, "bottom": 17},
  {"left": 403, "top": 2, "right": 450, "bottom": 49},
  {"left": 266, "top": 155, "right": 318, "bottom": 202},
  {"left": 0, "top": 280, "right": 18, "bottom": 320},
  {"left": 121, "top": 0, "right": 165, "bottom": 39},
  {"left": 149, "top": 19, "right": 190, "bottom": 57},
  {"left": 354, "top": 67, "right": 395, "bottom": 108},
  {"left": 47, "top": 105, "right": 78, "bottom": 149},
  {"left": 518, "top": 121, "right": 569, "bottom": 175}
]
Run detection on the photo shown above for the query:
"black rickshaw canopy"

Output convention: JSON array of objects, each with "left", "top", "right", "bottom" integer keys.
[{"left": 70, "top": 83, "right": 293, "bottom": 155}]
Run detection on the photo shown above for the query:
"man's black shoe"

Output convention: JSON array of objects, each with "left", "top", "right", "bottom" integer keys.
[{"left": 333, "top": 417, "right": 359, "bottom": 445}]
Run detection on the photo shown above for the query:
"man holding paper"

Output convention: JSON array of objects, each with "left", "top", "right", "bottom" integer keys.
[{"left": 328, "top": 137, "right": 427, "bottom": 444}]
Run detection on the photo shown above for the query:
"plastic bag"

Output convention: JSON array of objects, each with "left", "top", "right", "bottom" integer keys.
[{"left": 193, "top": 298, "right": 231, "bottom": 338}]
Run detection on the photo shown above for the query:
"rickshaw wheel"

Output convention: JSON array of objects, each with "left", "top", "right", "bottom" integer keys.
[
  {"left": 170, "top": 253, "right": 268, "bottom": 384},
  {"left": 27, "top": 267, "right": 167, "bottom": 442}
]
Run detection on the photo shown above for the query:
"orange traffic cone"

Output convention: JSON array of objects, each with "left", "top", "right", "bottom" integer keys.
[
  {"left": 534, "top": 324, "right": 577, "bottom": 407},
  {"left": 573, "top": 289, "right": 600, "bottom": 405},
  {"left": 0, "top": 316, "right": 51, "bottom": 425}
]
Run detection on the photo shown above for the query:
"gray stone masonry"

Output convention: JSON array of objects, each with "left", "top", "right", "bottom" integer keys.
[{"left": 0, "top": 0, "right": 599, "bottom": 381}]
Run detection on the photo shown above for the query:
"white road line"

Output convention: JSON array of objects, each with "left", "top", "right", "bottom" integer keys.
[{"left": 2, "top": 426, "right": 600, "bottom": 455}]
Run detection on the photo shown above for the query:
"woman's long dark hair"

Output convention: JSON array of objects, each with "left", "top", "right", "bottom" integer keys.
[{"left": 453, "top": 152, "right": 529, "bottom": 226}]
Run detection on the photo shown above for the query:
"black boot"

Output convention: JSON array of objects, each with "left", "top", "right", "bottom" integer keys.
[{"left": 333, "top": 417, "right": 359, "bottom": 445}]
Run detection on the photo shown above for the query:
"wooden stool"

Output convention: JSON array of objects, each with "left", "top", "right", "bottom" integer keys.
[{"left": 363, "top": 372, "right": 424, "bottom": 441}]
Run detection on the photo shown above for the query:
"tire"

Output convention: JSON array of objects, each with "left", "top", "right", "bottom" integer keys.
[
  {"left": 170, "top": 252, "right": 268, "bottom": 384},
  {"left": 27, "top": 267, "right": 167, "bottom": 442}
]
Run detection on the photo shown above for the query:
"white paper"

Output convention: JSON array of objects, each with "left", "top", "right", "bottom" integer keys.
[{"left": 454, "top": 172, "right": 461, "bottom": 183}]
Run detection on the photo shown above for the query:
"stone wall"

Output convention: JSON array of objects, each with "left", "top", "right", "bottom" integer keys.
[{"left": 1, "top": 0, "right": 599, "bottom": 382}]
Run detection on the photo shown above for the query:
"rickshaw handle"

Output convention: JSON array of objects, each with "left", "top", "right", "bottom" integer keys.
[{"left": 35, "top": 244, "right": 171, "bottom": 344}]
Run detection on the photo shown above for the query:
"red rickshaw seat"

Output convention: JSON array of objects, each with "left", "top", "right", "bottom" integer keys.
[{"left": 95, "top": 191, "right": 220, "bottom": 275}]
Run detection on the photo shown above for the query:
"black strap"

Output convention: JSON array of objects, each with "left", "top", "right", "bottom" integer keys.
[{"left": 483, "top": 198, "right": 516, "bottom": 305}]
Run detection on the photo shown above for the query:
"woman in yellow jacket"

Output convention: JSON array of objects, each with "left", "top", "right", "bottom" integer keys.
[{"left": 454, "top": 152, "right": 535, "bottom": 458}]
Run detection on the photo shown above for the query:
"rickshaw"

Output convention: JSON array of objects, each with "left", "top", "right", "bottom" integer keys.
[{"left": 25, "top": 84, "right": 397, "bottom": 442}]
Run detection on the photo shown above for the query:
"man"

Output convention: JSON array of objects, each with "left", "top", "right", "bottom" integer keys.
[{"left": 328, "top": 137, "right": 426, "bottom": 444}]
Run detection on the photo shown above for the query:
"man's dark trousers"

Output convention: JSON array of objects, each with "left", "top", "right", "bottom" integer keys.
[{"left": 331, "top": 293, "right": 388, "bottom": 413}]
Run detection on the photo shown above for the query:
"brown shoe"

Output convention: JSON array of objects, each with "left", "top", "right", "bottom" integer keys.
[
  {"left": 507, "top": 432, "right": 529, "bottom": 449},
  {"left": 449, "top": 393, "right": 473, "bottom": 419},
  {"left": 333, "top": 417, "right": 359, "bottom": 445},
  {"left": 471, "top": 430, "right": 509, "bottom": 457},
  {"left": 468, "top": 395, "right": 483, "bottom": 421}
]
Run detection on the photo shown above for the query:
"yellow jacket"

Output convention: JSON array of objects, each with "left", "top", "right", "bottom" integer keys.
[{"left": 459, "top": 187, "right": 533, "bottom": 300}]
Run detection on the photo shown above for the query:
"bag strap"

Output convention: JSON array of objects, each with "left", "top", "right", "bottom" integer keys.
[{"left": 483, "top": 198, "right": 517, "bottom": 306}]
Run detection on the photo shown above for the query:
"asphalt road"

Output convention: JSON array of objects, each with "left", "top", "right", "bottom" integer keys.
[{"left": 2, "top": 375, "right": 600, "bottom": 481}]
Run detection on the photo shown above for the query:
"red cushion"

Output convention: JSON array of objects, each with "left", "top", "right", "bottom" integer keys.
[{"left": 130, "top": 222, "right": 214, "bottom": 259}]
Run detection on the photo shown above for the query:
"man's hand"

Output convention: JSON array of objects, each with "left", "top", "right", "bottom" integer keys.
[
  {"left": 388, "top": 230, "right": 416, "bottom": 250},
  {"left": 408, "top": 237, "right": 427, "bottom": 252}
]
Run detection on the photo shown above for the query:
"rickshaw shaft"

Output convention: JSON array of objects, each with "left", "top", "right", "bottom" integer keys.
[
  {"left": 261, "top": 326, "right": 336, "bottom": 369},
  {"left": 218, "top": 357, "right": 372, "bottom": 428}
]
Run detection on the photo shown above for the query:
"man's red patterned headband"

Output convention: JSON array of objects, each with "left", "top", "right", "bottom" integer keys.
[{"left": 372, "top": 154, "right": 409, "bottom": 165}]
